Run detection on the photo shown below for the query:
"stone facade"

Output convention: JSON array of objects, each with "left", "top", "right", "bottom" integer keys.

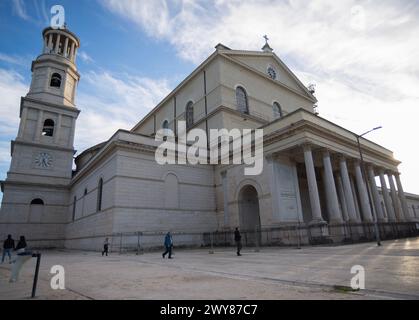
[{"left": 1, "top": 27, "right": 418, "bottom": 250}]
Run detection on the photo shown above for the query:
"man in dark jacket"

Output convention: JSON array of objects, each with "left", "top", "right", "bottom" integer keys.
[
  {"left": 2, "top": 235, "right": 15, "bottom": 264},
  {"left": 234, "top": 228, "right": 242, "bottom": 256},
  {"left": 162, "top": 232, "right": 173, "bottom": 259}
]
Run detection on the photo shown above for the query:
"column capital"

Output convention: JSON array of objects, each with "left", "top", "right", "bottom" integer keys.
[
  {"left": 321, "top": 148, "right": 332, "bottom": 157},
  {"left": 377, "top": 167, "right": 387, "bottom": 175},
  {"left": 385, "top": 170, "right": 396, "bottom": 177},
  {"left": 337, "top": 154, "right": 349, "bottom": 163},
  {"left": 302, "top": 143, "right": 313, "bottom": 152}
]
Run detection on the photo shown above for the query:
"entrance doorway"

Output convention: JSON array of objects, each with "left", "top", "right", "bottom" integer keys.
[{"left": 238, "top": 185, "right": 261, "bottom": 245}]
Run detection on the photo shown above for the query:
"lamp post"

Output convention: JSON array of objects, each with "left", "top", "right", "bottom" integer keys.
[{"left": 355, "top": 126, "right": 382, "bottom": 246}]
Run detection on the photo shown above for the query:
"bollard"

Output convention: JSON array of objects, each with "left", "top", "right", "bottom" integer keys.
[
  {"left": 136, "top": 232, "right": 140, "bottom": 255},
  {"left": 31, "top": 253, "right": 41, "bottom": 299},
  {"left": 119, "top": 233, "right": 123, "bottom": 255},
  {"left": 297, "top": 224, "right": 302, "bottom": 250},
  {"left": 209, "top": 232, "right": 214, "bottom": 254},
  {"left": 254, "top": 226, "right": 260, "bottom": 252}
]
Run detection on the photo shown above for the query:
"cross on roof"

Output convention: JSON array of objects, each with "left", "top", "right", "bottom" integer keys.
[{"left": 263, "top": 35, "right": 269, "bottom": 44}]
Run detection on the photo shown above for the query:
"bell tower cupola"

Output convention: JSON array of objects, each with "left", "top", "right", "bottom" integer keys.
[{"left": 27, "top": 25, "right": 80, "bottom": 107}]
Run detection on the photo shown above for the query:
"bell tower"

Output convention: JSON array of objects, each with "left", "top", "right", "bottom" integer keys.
[{"left": 0, "top": 26, "right": 81, "bottom": 245}]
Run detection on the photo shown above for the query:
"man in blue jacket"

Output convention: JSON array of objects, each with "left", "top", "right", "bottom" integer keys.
[{"left": 162, "top": 232, "right": 173, "bottom": 259}]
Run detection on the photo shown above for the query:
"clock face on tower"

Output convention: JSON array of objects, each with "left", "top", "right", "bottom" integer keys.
[{"left": 35, "top": 152, "right": 53, "bottom": 168}]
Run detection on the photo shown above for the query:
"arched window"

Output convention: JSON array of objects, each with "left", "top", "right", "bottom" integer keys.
[
  {"left": 31, "top": 198, "right": 44, "bottom": 205},
  {"left": 273, "top": 102, "right": 283, "bottom": 119},
  {"left": 42, "top": 119, "right": 55, "bottom": 137},
  {"left": 50, "top": 73, "right": 62, "bottom": 88},
  {"left": 162, "top": 120, "right": 169, "bottom": 130},
  {"left": 236, "top": 86, "right": 249, "bottom": 114},
  {"left": 97, "top": 178, "right": 103, "bottom": 212},
  {"left": 72, "top": 196, "right": 77, "bottom": 221},
  {"left": 185, "top": 101, "right": 194, "bottom": 129},
  {"left": 164, "top": 173, "right": 179, "bottom": 209}
]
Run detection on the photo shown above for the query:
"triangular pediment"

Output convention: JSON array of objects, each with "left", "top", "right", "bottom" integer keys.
[{"left": 220, "top": 50, "right": 316, "bottom": 102}]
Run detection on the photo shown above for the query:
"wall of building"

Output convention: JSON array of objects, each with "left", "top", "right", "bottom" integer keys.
[
  {"left": 219, "top": 55, "right": 314, "bottom": 122},
  {"left": 0, "top": 183, "right": 68, "bottom": 248},
  {"left": 112, "top": 149, "right": 218, "bottom": 234},
  {"left": 214, "top": 156, "right": 303, "bottom": 231},
  {"left": 64, "top": 152, "right": 118, "bottom": 249}
]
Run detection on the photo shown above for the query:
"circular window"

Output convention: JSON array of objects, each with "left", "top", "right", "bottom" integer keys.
[{"left": 267, "top": 67, "right": 277, "bottom": 80}]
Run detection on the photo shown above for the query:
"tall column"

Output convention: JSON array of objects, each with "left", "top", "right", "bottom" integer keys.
[
  {"left": 350, "top": 176, "right": 361, "bottom": 221},
  {"left": 34, "top": 110, "right": 44, "bottom": 141},
  {"left": 339, "top": 156, "right": 358, "bottom": 222},
  {"left": 336, "top": 175, "right": 349, "bottom": 222},
  {"left": 394, "top": 173, "right": 413, "bottom": 221},
  {"left": 354, "top": 161, "right": 373, "bottom": 222},
  {"left": 70, "top": 42, "right": 75, "bottom": 61},
  {"left": 267, "top": 156, "right": 281, "bottom": 221},
  {"left": 221, "top": 171, "right": 230, "bottom": 229},
  {"left": 55, "top": 34, "right": 61, "bottom": 54},
  {"left": 322, "top": 151, "right": 342, "bottom": 223},
  {"left": 303, "top": 145, "right": 324, "bottom": 224},
  {"left": 64, "top": 37, "right": 69, "bottom": 58},
  {"left": 367, "top": 166, "right": 385, "bottom": 222},
  {"left": 74, "top": 47, "right": 78, "bottom": 63},
  {"left": 48, "top": 34, "right": 53, "bottom": 51},
  {"left": 43, "top": 37, "right": 48, "bottom": 53},
  {"left": 387, "top": 173, "right": 404, "bottom": 221},
  {"left": 379, "top": 170, "right": 396, "bottom": 222}
]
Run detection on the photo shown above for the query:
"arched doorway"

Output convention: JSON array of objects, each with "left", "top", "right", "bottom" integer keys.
[{"left": 238, "top": 185, "right": 261, "bottom": 245}]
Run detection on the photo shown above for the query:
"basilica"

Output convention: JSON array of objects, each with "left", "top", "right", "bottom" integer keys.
[{"left": 1, "top": 26, "right": 418, "bottom": 250}]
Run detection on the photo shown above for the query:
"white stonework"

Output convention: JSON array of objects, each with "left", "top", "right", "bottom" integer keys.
[{"left": 1, "top": 26, "right": 418, "bottom": 249}]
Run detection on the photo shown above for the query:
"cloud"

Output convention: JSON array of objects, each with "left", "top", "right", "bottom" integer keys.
[
  {"left": 0, "top": 69, "right": 28, "bottom": 137},
  {"left": 78, "top": 51, "right": 94, "bottom": 64},
  {"left": 0, "top": 66, "right": 171, "bottom": 177},
  {"left": 0, "top": 68, "right": 28, "bottom": 185},
  {"left": 75, "top": 71, "right": 172, "bottom": 152},
  {"left": 0, "top": 53, "right": 30, "bottom": 67},
  {"left": 101, "top": 0, "right": 419, "bottom": 194},
  {"left": 11, "top": 0, "right": 51, "bottom": 26},
  {"left": 11, "top": 0, "right": 31, "bottom": 21}
]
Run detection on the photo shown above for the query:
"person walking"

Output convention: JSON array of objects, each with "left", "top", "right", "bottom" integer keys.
[
  {"left": 102, "top": 238, "right": 110, "bottom": 256},
  {"left": 10, "top": 236, "right": 32, "bottom": 283},
  {"left": 162, "top": 232, "right": 173, "bottom": 259},
  {"left": 15, "top": 236, "right": 27, "bottom": 253},
  {"left": 1, "top": 235, "right": 15, "bottom": 264},
  {"left": 234, "top": 228, "right": 242, "bottom": 256}
]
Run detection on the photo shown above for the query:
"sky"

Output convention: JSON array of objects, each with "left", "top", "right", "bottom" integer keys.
[{"left": 0, "top": 0, "right": 418, "bottom": 198}]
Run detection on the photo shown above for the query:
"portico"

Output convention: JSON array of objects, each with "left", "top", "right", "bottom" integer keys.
[{"left": 263, "top": 109, "right": 415, "bottom": 234}]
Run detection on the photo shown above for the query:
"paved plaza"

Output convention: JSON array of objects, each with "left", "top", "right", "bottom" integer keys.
[{"left": 1, "top": 238, "right": 418, "bottom": 300}]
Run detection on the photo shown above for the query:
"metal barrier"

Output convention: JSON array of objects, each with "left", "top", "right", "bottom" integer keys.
[{"left": 104, "top": 222, "right": 418, "bottom": 254}]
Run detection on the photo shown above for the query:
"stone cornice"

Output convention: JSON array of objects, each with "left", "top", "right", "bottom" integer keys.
[
  {"left": 263, "top": 111, "right": 400, "bottom": 168},
  {"left": 21, "top": 96, "right": 80, "bottom": 117},
  {"left": 11, "top": 139, "right": 75, "bottom": 155},
  {"left": 1, "top": 179, "right": 69, "bottom": 190}
]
